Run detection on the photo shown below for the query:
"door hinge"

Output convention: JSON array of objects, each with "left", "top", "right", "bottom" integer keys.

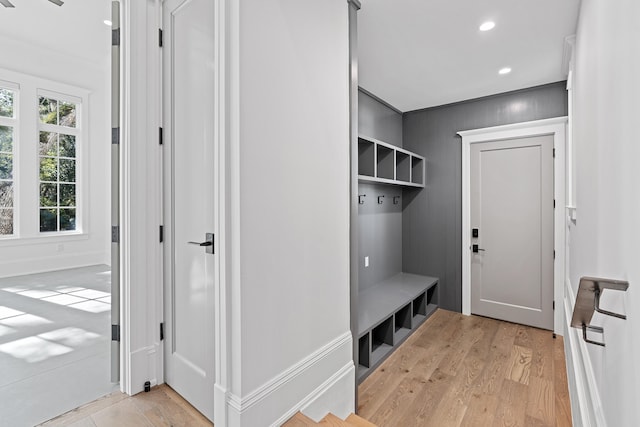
[
  {"left": 553, "top": 148, "right": 556, "bottom": 158},
  {"left": 112, "top": 127, "right": 120, "bottom": 145},
  {"left": 112, "top": 28, "right": 120, "bottom": 46},
  {"left": 112, "top": 324, "right": 120, "bottom": 342},
  {"left": 159, "top": 225, "right": 164, "bottom": 243},
  {"left": 554, "top": 250, "right": 556, "bottom": 259},
  {"left": 553, "top": 300, "right": 556, "bottom": 310},
  {"left": 554, "top": 199, "right": 556, "bottom": 208},
  {"left": 160, "top": 323, "right": 164, "bottom": 341},
  {"left": 159, "top": 28, "right": 163, "bottom": 47},
  {"left": 159, "top": 127, "right": 163, "bottom": 145},
  {"left": 111, "top": 225, "right": 119, "bottom": 243}
]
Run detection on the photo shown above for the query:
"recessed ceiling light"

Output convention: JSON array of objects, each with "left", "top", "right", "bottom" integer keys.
[
  {"left": 104, "top": 20, "right": 112, "bottom": 26},
  {"left": 479, "top": 21, "right": 495, "bottom": 32},
  {"left": 499, "top": 67, "right": 512, "bottom": 75}
]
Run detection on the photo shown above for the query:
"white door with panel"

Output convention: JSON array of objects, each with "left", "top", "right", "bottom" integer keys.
[
  {"left": 162, "top": 0, "right": 216, "bottom": 420},
  {"left": 470, "top": 135, "right": 554, "bottom": 330}
]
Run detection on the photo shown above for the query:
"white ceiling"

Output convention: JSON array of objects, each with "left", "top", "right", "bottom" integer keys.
[
  {"left": 0, "top": 0, "right": 111, "bottom": 63},
  {"left": 359, "top": 0, "right": 581, "bottom": 112}
]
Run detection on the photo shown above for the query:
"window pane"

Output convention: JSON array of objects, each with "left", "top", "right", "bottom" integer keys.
[
  {"left": 39, "top": 131, "right": 58, "bottom": 156},
  {"left": 59, "top": 102, "right": 76, "bottom": 128},
  {"left": 0, "top": 154, "right": 13, "bottom": 180},
  {"left": 0, "top": 181, "right": 12, "bottom": 207},
  {"left": 40, "top": 208, "right": 58, "bottom": 232},
  {"left": 0, "top": 126, "right": 12, "bottom": 152},
  {"left": 59, "top": 134, "right": 76, "bottom": 158},
  {"left": 59, "top": 158, "right": 75, "bottom": 182},
  {"left": 60, "top": 183, "right": 75, "bottom": 207},
  {"left": 40, "top": 183, "right": 57, "bottom": 207},
  {"left": 0, "top": 89, "right": 13, "bottom": 118},
  {"left": 0, "top": 209, "right": 12, "bottom": 235},
  {"left": 60, "top": 208, "right": 76, "bottom": 231},
  {"left": 39, "top": 157, "right": 58, "bottom": 181},
  {"left": 39, "top": 97, "right": 58, "bottom": 124}
]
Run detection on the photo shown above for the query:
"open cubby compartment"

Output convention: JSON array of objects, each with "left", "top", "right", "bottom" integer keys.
[
  {"left": 411, "top": 156, "right": 424, "bottom": 185},
  {"left": 412, "top": 291, "right": 427, "bottom": 325},
  {"left": 358, "top": 138, "right": 375, "bottom": 177},
  {"left": 376, "top": 145, "right": 394, "bottom": 180},
  {"left": 395, "top": 151, "right": 411, "bottom": 182},
  {"left": 370, "top": 316, "right": 394, "bottom": 365},
  {"left": 358, "top": 333, "right": 370, "bottom": 368},
  {"left": 394, "top": 302, "right": 413, "bottom": 343},
  {"left": 425, "top": 283, "right": 438, "bottom": 317}
]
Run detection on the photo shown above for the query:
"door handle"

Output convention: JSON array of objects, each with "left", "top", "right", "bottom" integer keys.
[
  {"left": 472, "top": 244, "right": 485, "bottom": 253},
  {"left": 187, "top": 233, "right": 214, "bottom": 254}
]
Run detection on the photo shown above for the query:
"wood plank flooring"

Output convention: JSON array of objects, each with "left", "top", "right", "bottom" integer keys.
[
  {"left": 357, "top": 309, "right": 572, "bottom": 427},
  {"left": 39, "top": 384, "right": 212, "bottom": 427}
]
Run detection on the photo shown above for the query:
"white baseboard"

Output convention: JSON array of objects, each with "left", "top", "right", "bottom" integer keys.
[
  {"left": 0, "top": 251, "right": 107, "bottom": 278},
  {"left": 563, "top": 280, "right": 607, "bottom": 427},
  {"left": 225, "top": 331, "right": 354, "bottom": 427}
]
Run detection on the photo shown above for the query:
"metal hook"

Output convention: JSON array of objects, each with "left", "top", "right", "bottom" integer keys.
[
  {"left": 377, "top": 195, "right": 385, "bottom": 204},
  {"left": 358, "top": 194, "right": 366, "bottom": 204},
  {"left": 393, "top": 196, "right": 400, "bottom": 205}
]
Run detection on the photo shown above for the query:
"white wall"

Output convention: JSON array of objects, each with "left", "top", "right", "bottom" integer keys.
[
  {"left": 0, "top": 32, "right": 111, "bottom": 277},
  {"left": 565, "top": 1, "right": 640, "bottom": 425},
  {"left": 227, "top": 0, "right": 353, "bottom": 424}
]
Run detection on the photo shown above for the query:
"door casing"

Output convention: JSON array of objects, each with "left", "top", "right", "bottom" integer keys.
[{"left": 459, "top": 117, "right": 567, "bottom": 335}]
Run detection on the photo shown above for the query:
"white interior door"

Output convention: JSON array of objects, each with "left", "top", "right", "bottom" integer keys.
[
  {"left": 470, "top": 135, "right": 554, "bottom": 330},
  {"left": 162, "top": 0, "right": 216, "bottom": 420}
]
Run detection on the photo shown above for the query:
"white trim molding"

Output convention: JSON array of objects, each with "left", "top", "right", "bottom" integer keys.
[
  {"left": 563, "top": 280, "right": 607, "bottom": 427},
  {"left": 458, "top": 117, "right": 568, "bottom": 335},
  {"left": 225, "top": 332, "right": 354, "bottom": 427}
]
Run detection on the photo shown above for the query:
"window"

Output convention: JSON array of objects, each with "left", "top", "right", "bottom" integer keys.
[
  {"left": 0, "top": 70, "right": 87, "bottom": 242},
  {"left": 38, "top": 95, "right": 78, "bottom": 232},
  {"left": 0, "top": 87, "right": 16, "bottom": 236}
]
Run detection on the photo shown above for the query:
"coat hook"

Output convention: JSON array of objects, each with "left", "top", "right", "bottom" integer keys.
[
  {"left": 358, "top": 194, "right": 366, "bottom": 204},
  {"left": 393, "top": 196, "right": 400, "bottom": 205},
  {"left": 378, "top": 195, "right": 385, "bottom": 204}
]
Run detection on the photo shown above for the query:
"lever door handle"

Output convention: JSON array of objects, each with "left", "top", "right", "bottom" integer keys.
[
  {"left": 472, "top": 244, "right": 486, "bottom": 253},
  {"left": 187, "top": 233, "right": 215, "bottom": 254},
  {"left": 188, "top": 241, "right": 212, "bottom": 247}
]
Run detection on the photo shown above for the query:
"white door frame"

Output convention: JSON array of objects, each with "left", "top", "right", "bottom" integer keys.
[{"left": 458, "top": 117, "right": 567, "bottom": 335}]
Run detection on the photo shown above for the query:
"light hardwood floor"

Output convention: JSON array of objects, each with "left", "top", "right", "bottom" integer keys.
[
  {"left": 357, "top": 309, "right": 572, "bottom": 427},
  {"left": 39, "top": 384, "right": 212, "bottom": 427},
  {"left": 41, "top": 309, "right": 571, "bottom": 427}
]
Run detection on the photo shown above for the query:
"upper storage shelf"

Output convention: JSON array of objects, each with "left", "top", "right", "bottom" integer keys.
[{"left": 357, "top": 135, "right": 425, "bottom": 188}]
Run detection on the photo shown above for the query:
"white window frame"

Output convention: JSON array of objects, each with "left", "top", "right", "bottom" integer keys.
[
  {"left": 0, "top": 79, "right": 20, "bottom": 238},
  {"left": 0, "top": 68, "right": 89, "bottom": 245}
]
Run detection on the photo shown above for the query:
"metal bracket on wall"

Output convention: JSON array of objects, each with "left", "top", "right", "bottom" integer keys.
[
  {"left": 377, "top": 195, "right": 385, "bottom": 204},
  {"left": 358, "top": 194, "right": 366, "bottom": 204},
  {"left": 393, "top": 196, "right": 400, "bottom": 205},
  {"left": 570, "top": 276, "right": 629, "bottom": 346}
]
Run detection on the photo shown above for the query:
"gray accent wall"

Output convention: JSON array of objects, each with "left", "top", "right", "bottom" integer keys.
[
  {"left": 358, "top": 89, "right": 404, "bottom": 291},
  {"left": 359, "top": 89, "right": 403, "bottom": 147},
  {"left": 358, "top": 182, "right": 403, "bottom": 290},
  {"left": 401, "top": 81, "right": 568, "bottom": 312}
]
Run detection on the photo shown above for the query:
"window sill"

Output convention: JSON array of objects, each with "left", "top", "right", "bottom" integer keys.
[{"left": 0, "top": 231, "right": 89, "bottom": 247}]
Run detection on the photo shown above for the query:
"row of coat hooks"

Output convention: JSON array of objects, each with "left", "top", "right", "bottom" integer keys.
[{"left": 358, "top": 194, "right": 401, "bottom": 205}]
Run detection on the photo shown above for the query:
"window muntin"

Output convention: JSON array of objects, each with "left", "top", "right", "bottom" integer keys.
[
  {"left": 38, "top": 95, "right": 78, "bottom": 233},
  {"left": 0, "top": 87, "right": 15, "bottom": 236}
]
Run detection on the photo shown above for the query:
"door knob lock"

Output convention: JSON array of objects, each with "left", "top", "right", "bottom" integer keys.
[
  {"left": 472, "top": 244, "right": 486, "bottom": 253},
  {"left": 188, "top": 233, "right": 215, "bottom": 254}
]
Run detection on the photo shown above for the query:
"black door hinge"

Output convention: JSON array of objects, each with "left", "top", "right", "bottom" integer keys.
[
  {"left": 553, "top": 148, "right": 556, "bottom": 158},
  {"left": 554, "top": 199, "right": 556, "bottom": 208},
  {"left": 112, "top": 324, "right": 121, "bottom": 342},
  {"left": 553, "top": 300, "right": 556, "bottom": 310},
  {"left": 159, "top": 29, "right": 163, "bottom": 47},
  {"left": 112, "top": 127, "right": 120, "bottom": 145},
  {"left": 554, "top": 250, "right": 556, "bottom": 259},
  {"left": 111, "top": 225, "right": 119, "bottom": 243},
  {"left": 159, "top": 225, "right": 164, "bottom": 243},
  {"left": 160, "top": 323, "right": 164, "bottom": 341},
  {"left": 159, "top": 127, "right": 163, "bottom": 145}
]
